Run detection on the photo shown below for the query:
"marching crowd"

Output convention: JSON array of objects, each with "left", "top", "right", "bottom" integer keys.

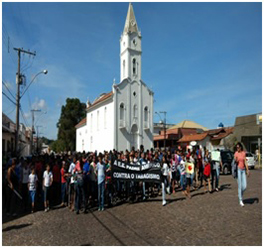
[{"left": 3, "top": 142, "right": 250, "bottom": 216}]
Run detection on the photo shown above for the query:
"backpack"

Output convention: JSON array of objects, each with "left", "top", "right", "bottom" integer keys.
[
  {"left": 203, "top": 163, "right": 211, "bottom": 177},
  {"left": 231, "top": 158, "right": 238, "bottom": 179}
]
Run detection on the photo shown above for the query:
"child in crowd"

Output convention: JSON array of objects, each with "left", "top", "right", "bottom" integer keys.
[
  {"left": 161, "top": 155, "right": 170, "bottom": 206},
  {"left": 28, "top": 166, "right": 38, "bottom": 213}
]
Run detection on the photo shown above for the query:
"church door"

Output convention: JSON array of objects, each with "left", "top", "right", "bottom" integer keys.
[{"left": 131, "top": 124, "right": 138, "bottom": 150}]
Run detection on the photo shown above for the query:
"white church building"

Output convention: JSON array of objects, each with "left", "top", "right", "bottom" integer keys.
[{"left": 76, "top": 3, "right": 154, "bottom": 153}]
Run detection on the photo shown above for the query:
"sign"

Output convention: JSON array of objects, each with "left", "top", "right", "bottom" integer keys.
[
  {"left": 190, "top": 141, "right": 197, "bottom": 146},
  {"left": 211, "top": 151, "right": 221, "bottom": 162},
  {"left": 185, "top": 162, "right": 194, "bottom": 174},
  {"left": 112, "top": 160, "right": 161, "bottom": 183}
]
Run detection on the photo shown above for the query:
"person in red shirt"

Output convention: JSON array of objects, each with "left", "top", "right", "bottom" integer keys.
[
  {"left": 60, "top": 161, "right": 68, "bottom": 206},
  {"left": 234, "top": 142, "right": 250, "bottom": 207},
  {"left": 52, "top": 161, "right": 61, "bottom": 206}
]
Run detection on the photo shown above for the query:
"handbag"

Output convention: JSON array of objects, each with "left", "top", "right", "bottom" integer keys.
[{"left": 231, "top": 159, "right": 238, "bottom": 179}]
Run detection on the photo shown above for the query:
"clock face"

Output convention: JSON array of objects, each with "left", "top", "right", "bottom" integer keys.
[
  {"left": 130, "top": 20, "right": 135, "bottom": 26},
  {"left": 133, "top": 39, "right": 137, "bottom": 46}
]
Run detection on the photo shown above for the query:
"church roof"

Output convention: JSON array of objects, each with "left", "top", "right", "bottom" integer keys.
[
  {"left": 169, "top": 120, "right": 208, "bottom": 131},
  {"left": 123, "top": 3, "right": 139, "bottom": 35},
  {"left": 87, "top": 91, "right": 113, "bottom": 110},
  {"left": 75, "top": 117, "right": 87, "bottom": 129}
]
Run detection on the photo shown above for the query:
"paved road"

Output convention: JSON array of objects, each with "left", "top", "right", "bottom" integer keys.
[{"left": 2, "top": 169, "right": 262, "bottom": 246}]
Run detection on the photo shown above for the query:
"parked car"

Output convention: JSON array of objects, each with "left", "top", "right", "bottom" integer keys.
[
  {"left": 246, "top": 152, "right": 255, "bottom": 169},
  {"left": 220, "top": 150, "right": 234, "bottom": 175}
]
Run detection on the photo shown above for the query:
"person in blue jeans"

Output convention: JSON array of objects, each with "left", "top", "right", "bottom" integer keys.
[
  {"left": 96, "top": 156, "right": 106, "bottom": 211},
  {"left": 234, "top": 142, "right": 250, "bottom": 207}
]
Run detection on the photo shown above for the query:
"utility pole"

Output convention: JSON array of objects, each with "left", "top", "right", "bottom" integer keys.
[
  {"left": 36, "top": 125, "right": 42, "bottom": 155},
  {"left": 14, "top": 48, "right": 36, "bottom": 159},
  {"left": 160, "top": 111, "right": 167, "bottom": 150},
  {"left": 31, "top": 109, "right": 41, "bottom": 155}
]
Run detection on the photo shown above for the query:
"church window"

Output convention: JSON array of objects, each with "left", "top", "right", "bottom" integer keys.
[
  {"left": 133, "top": 91, "right": 136, "bottom": 97},
  {"left": 90, "top": 114, "right": 93, "bottom": 132},
  {"left": 133, "top": 104, "right": 138, "bottom": 118},
  {"left": 123, "top": 60, "right": 125, "bottom": 78},
  {"left": 97, "top": 110, "right": 100, "bottom": 131},
  {"left": 104, "top": 107, "right": 107, "bottom": 129},
  {"left": 120, "top": 103, "right": 125, "bottom": 120},
  {"left": 132, "top": 58, "right": 136, "bottom": 75},
  {"left": 144, "top": 106, "right": 148, "bottom": 122}
]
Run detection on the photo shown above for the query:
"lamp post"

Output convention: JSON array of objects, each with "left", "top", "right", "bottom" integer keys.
[
  {"left": 155, "top": 111, "right": 167, "bottom": 150},
  {"left": 15, "top": 70, "right": 48, "bottom": 158}
]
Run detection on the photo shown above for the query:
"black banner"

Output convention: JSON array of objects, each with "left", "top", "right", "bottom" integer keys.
[{"left": 112, "top": 160, "right": 161, "bottom": 183}]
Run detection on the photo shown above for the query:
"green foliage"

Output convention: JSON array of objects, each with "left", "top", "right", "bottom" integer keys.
[
  {"left": 56, "top": 98, "right": 86, "bottom": 151},
  {"left": 50, "top": 139, "right": 66, "bottom": 153}
]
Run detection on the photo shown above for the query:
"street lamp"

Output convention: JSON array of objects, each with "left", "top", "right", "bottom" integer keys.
[
  {"left": 155, "top": 111, "right": 167, "bottom": 150},
  {"left": 15, "top": 69, "right": 48, "bottom": 158},
  {"left": 20, "top": 70, "right": 48, "bottom": 98}
]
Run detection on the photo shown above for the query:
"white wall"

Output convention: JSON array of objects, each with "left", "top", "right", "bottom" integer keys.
[
  {"left": 76, "top": 124, "right": 88, "bottom": 152},
  {"left": 86, "top": 99, "right": 114, "bottom": 153}
]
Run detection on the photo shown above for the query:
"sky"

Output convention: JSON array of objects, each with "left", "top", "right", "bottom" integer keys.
[{"left": 2, "top": 2, "right": 262, "bottom": 140}]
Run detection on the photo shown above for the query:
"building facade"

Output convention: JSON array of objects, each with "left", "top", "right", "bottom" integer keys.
[
  {"left": 76, "top": 3, "right": 154, "bottom": 153},
  {"left": 234, "top": 113, "right": 262, "bottom": 153}
]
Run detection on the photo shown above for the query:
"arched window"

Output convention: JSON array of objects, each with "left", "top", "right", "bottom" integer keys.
[
  {"left": 97, "top": 110, "right": 100, "bottom": 131},
  {"left": 132, "top": 58, "right": 136, "bottom": 75},
  {"left": 104, "top": 107, "right": 107, "bottom": 129},
  {"left": 90, "top": 113, "right": 93, "bottom": 132},
  {"left": 120, "top": 103, "right": 125, "bottom": 120},
  {"left": 144, "top": 106, "right": 148, "bottom": 122},
  {"left": 133, "top": 104, "right": 138, "bottom": 118},
  {"left": 123, "top": 60, "right": 125, "bottom": 78}
]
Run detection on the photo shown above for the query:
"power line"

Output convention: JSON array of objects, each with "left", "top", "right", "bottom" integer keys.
[
  {"left": 2, "top": 91, "right": 16, "bottom": 105},
  {"left": 20, "top": 107, "right": 30, "bottom": 127},
  {"left": 2, "top": 81, "right": 16, "bottom": 100}
]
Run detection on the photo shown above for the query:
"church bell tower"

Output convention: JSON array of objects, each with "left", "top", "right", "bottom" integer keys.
[{"left": 120, "top": 3, "right": 142, "bottom": 82}]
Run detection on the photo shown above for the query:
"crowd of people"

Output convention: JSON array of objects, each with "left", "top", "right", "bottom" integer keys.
[{"left": 3, "top": 142, "right": 249, "bottom": 216}]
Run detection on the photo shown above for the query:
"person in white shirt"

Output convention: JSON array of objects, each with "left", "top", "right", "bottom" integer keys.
[
  {"left": 43, "top": 164, "right": 53, "bottom": 212},
  {"left": 21, "top": 160, "right": 30, "bottom": 211},
  {"left": 68, "top": 157, "right": 76, "bottom": 211},
  {"left": 28, "top": 166, "right": 38, "bottom": 213},
  {"left": 161, "top": 155, "right": 170, "bottom": 206}
]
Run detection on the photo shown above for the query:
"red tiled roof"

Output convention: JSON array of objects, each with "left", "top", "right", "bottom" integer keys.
[
  {"left": 180, "top": 128, "right": 198, "bottom": 136},
  {"left": 154, "top": 134, "right": 178, "bottom": 141},
  {"left": 178, "top": 132, "right": 208, "bottom": 143},
  {"left": 75, "top": 117, "right": 87, "bottom": 129},
  {"left": 87, "top": 91, "right": 113, "bottom": 110},
  {"left": 210, "top": 127, "right": 234, "bottom": 140},
  {"left": 160, "top": 128, "right": 178, "bottom": 136}
]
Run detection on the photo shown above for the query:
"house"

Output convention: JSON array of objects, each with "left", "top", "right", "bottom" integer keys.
[
  {"left": 154, "top": 120, "right": 208, "bottom": 149},
  {"left": 76, "top": 3, "right": 154, "bottom": 153},
  {"left": 2, "top": 113, "right": 16, "bottom": 158},
  {"left": 234, "top": 113, "right": 262, "bottom": 153}
]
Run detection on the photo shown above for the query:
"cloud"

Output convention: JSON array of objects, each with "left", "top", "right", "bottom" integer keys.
[{"left": 32, "top": 98, "right": 47, "bottom": 110}]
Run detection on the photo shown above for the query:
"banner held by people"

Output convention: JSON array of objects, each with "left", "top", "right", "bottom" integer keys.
[{"left": 112, "top": 160, "right": 161, "bottom": 183}]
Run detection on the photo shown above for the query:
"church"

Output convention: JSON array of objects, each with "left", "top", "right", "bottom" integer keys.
[{"left": 76, "top": 3, "right": 154, "bottom": 153}]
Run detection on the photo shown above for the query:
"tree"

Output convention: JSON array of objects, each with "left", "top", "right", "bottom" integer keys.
[{"left": 56, "top": 98, "right": 86, "bottom": 151}]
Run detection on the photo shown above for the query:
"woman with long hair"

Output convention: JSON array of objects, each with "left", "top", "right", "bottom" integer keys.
[{"left": 234, "top": 142, "right": 250, "bottom": 207}]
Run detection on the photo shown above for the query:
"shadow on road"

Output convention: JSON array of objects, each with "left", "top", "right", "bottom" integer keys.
[
  {"left": 220, "top": 184, "right": 232, "bottom": 191},
  {"left": 2, "top": 223, "right": 32, "bottom": 232},
  {"left": 243, "top": 198, "right": 259, "bottom": 204}
]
